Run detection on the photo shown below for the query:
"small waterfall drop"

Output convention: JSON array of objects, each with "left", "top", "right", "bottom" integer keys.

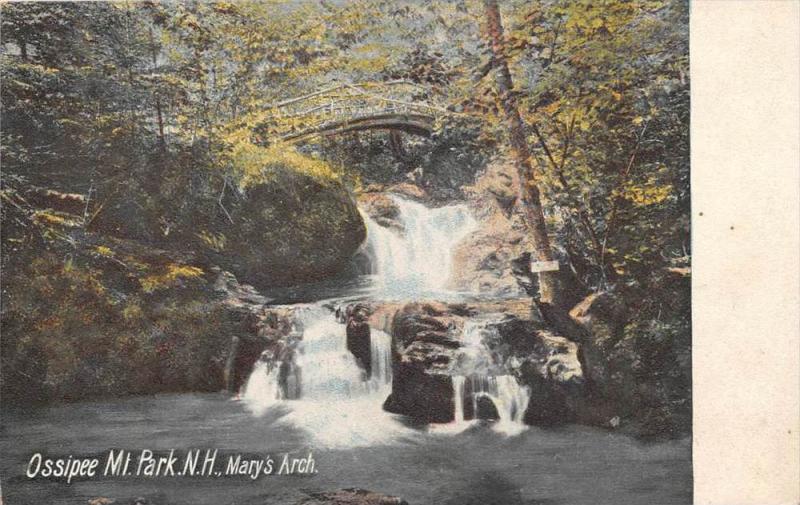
[
  {"left": 241, "top": 361, "right": 281, "bottom": 416},
  {"left": 363, "top": 195, "right": 476, "bottom": 297},
  {"left": 452, "top": 375, "right": 466, "bottom": 424},
  {"left": 240, "top": 304, "right": 401, "bottom": 447},
  {"left": 450, "top": 320, "right": 530, "bottom": 434}
]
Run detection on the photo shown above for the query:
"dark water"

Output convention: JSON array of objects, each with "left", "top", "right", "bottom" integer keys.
[{"left": 0, "top": 393, "right": 691, "bottom": 505}]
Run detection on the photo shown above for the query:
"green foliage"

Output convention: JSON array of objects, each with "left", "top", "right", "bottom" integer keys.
[
  {"left": 507, "top": 0, "right": 690, "bottom": 290},
  {"left": 0, "top": 249, "right": 230, "bottom": 402},
  {"left": 1, "top": 0, "right": 689, "bottom": 418}
]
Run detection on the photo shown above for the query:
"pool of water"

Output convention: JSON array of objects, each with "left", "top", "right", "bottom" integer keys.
[{"left": 0, "top": 393, "right": 692, "bottom": 505}]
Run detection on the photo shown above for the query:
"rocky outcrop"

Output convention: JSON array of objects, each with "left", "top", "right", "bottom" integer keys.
[
  {"left": 345, "top": 303, "right": 373, "bottom": 375},
  {"left": 367, "top": 299, "right": 588, "bottom": 426},
  {"left": 449, "top": 159, "right": 534, "bottom": 296},
  {"left": 91, "top": 164, "right": 366, "bottom": 288},
  {"left": 358, "top": 192, "right": 404, "bottom": 232},
  {"left": 298, "top": 488, "right": 408, "bottom": 505},
  {"left": 206, "top": 172, "right": 366, "bottom": 287},
  {"left": 213, "top": 268, "right": 296, "bottom": 392},
  {"left": 383, "top": 302, "right": 466, "bottom": 422},
  {"left": 482, "top": 315, "right": 585, "bottom": 425}
]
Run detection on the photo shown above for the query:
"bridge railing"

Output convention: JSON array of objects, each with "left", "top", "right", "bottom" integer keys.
[{"left": 256, "top": 81, "right": 454, "bottom": 142}]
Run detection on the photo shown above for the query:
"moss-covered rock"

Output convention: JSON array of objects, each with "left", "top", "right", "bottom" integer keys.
[
  {"left": 90, "top": 147, "right": 366, "bottom": 288},
  {"left": 202, "top": 169, "right": 366, "bottom": 287}
]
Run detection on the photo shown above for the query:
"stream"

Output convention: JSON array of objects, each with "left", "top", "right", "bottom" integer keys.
[{"left": 0, "top": 195, "right": 691, "bottom": 504}]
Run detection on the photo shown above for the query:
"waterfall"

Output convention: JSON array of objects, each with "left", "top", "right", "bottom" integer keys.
[
  {"left": 293, "top": 306, "right": 367, "bottom": 400},
  {"left": 452, "top": 375, "right": 466, "bottom": 424},
  {"left": 450, "top": 320, "right": 530, "bottom": 434},
  {"left": 240, "top": 195, "right": 531, "bottom": 441},
  {"left": 241, "top": 361, "right": 281, "bottom": 416},
  {"left": 242, "top": 305, "right": 392, "bottom": 408},
  {"left": 368, "top": 328, "right": 393, "bottom": 389},
  {"left": 363, "top": 195, "right": 476, "bottom": 297},
  {"left": 240, "top": 304, "right": 400, "bottom": 447}
]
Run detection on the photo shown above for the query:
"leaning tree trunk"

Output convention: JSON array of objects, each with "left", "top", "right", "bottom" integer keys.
[{"left": 483, "top": 0, "right": 560, "bottom": 304}]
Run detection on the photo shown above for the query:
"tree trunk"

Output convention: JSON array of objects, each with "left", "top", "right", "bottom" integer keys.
[
  {"left": 148, "top": 27, "right": 166, "bottom": 148},
  {"left": 483, "top": 0, "right": 560, "bottom": 304}
]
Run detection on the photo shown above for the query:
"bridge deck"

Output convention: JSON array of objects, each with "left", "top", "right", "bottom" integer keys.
[{"left": 256, "top": 81, "right": 453, "bottom": 143}]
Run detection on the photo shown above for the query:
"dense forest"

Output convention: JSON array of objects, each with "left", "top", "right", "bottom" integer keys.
[{"left": 1, "top": 0, "right": 689, "bottom": 438}]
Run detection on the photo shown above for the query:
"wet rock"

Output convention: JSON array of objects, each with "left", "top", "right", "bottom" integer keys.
[
  {"left": 358, "top": 193, "right": 404, "bottom": 233},
  {"left": 449, "top": 159, "right": 533, "bottom": 297},
  {"left": 346, "top": 303, "right": 373, "bottom": 375},
  {"left": 384, "top": 302, "right": 464, "bottom": 422},
  {"left": 298, "top": 488, "right": 408, "bottom": 505},
  {"left": 391, "top": 302, "right": 459, "bottom": 347},
  {"left": 211, "top": 271, "right": 296, "bottom": 394},
  {"left": 483, "top": 315, "right": 586, "bottom": 426},
  {"left": 462, "top": 393, "right": 500, "bottom": 421},
  {"left": 474, "top": 395, "right": 500, "bottom": 421}
]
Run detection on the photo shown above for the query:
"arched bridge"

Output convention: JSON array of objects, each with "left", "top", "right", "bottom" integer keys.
[{"left": 256, "top": 81, "right": 456, "bottom": 144}]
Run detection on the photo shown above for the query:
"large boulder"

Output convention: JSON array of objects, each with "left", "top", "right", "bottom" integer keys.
[
  {"left": 91, "top": 160, "right": 366, "bottom": 288},
  {"left": 383, "top": 302, "right": 466, "bottom": 423},
  {"left": 208, "top": 171, "right": 366, "bottom": 287},
  {"left": 345, "top": 303, "right": 373, "bottom": 375},
  {"left": 380, "top": 301, "right": 587, "bottom": 426}
]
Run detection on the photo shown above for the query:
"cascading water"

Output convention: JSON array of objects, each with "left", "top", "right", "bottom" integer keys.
[
  {"left": 363, "top": 195, "right": 477, "bottom": 297},
  {"left": 242, "top": 193, "right": 529, "bottom": 441},
  {"left": 450, "top": 320, "right": 530, "bottom": 434},
  {"left": 241, "top": 305, "right": 399, "bottom": 447}
]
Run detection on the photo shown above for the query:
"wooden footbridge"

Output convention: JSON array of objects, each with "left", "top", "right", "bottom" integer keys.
[{"left": 255, "top": 80, "right": 458, "bottom": 144}]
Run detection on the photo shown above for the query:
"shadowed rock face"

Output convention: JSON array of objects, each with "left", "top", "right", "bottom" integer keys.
[
  {"left": 483, "top": 315, "right": 585, "bottom": 425},
  {"left": 352, "top": 300, "right": 588, "bottom": 426},
  {"left": 345, "top": 303, "right": 373, "bottom": 376},
  {"left": 383, "top": 302, "right": 463, "bottom": 423},
  {"left": 462, "top": 393, "right": 500, "bottom": 421}
]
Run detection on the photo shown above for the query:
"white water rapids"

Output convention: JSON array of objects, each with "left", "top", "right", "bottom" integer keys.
[
  {"left": 241, "top": 194, "right": 529, "bottom": 445},
  {"left": 241, "top": 305, "right": 399, "bottom": 448},
  {"left": 362, "top": 195, "right": 477, "bottom": 297}
]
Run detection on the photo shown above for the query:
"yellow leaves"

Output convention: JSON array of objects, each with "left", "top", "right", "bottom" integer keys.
[
  {"left": 94, "top": 245, "right": 113, "bottom": 256},
  {"left": 33, "top": 210, "right": 82, "bottom": 228},
  {"left": 622, "top": 178, "right": 673, "bottom": 206},
  {"left": 632, "top": 116, "right": 645, "bottom": 125},
  {"left": 196, "top": 230, "right": 226, "bottom": 252},
  {"left": 122, "top": 302, "right": 144, "bottom": 322},
  {"left": 140, "top": 264, "right": 204, "bottom": 293},
  {"left": 224, "top": 132, "right": 339, "bottom": 187},
  {"left": 212, "top": 2, "right": 237, "bottom": 15}
]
